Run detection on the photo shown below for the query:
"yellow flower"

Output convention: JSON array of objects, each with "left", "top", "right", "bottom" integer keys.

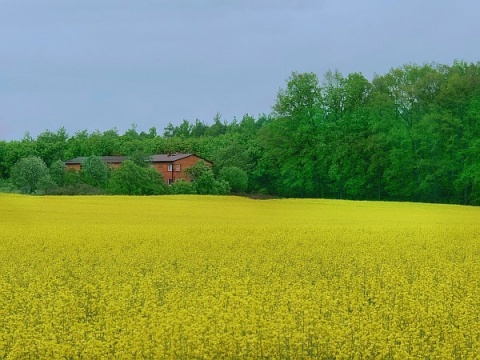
[{"left": 1, "top": 194, "right": 479, "bottom": 358}]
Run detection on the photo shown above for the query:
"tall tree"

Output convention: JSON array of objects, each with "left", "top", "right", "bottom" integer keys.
[
  {"left": 205, "top": 113, "right": 227, "bottom": 137},
  {"left": 35, "top": 128, "right": 69, "bottom": 166},
  {"left": 363, "top": 90, "right": 398, "bottom": 200},
  {"left": 260, "top": 72, "right": 324, "bottom": 197},
  {"left": 322, "top": 72, "right": 373, "bottom": 198}
]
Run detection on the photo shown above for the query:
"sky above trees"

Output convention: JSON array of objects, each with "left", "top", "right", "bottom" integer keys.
[{"left": 1, "top": 0, "right": 479, "bottom": 141}]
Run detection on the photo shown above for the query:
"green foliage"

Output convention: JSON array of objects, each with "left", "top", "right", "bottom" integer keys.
[
  {"left": 49, "top": 160, "right": 67, "bottom": 187},
  {"left": 64, "top": 169, "right": 82, "bottom": 187},
  {"left": 185, "top": 160, "right": 230, "bottom": 195},
  {"left": 38, "top": 174, "right": 57, "bottom": 194},
  {"left": 211, "top": 138, "right": 253, "bottom": 173},
  {"left": 0, "top": 135, "right": 37, "bottom": 178},
  {"left": 184, "top": 160, "right": 212, "bottom": 180},
  {"left": 260, "top": 71, "right": 324, "bottom": 197},
  {"left": 0, "top": 178, "right": 19, "bottom": 193},
  {"left": 49, "top": 183, "right": 107, "bottom": 195},
  {"left": 63, "top": 128, "right": 125, "bottom": 160},
  {"left": 128, "top": 150, "right": 152, "bottom": 167},
  {"left": 193, "top": 171, "right": 230, "bottom": 195},
  {"left": 171, "top": 179, "right": 196, "bottom": 194},
  {"left": 80, "top": 156, "right": 110, "bottom": 188},
  {"left": 35, "top": 128, "right": 68, "bottom": 166},
  {"left": 49, "top": 164, "right": 110, "bottom": 195},
  {"left": 11, "top": 156, "right": 49, "bottom": 194},
  {"left": 219, "top": 166, "right": 248, "bottom": 193},
  {"left": 108, "top": 160, "right": 167, "bottom": 195},
  {"left": 0, "top": 141, "right": 8, "bottom": 178},
  {"left": 205, "top": 113, "right": 227, "bottom": 136}
]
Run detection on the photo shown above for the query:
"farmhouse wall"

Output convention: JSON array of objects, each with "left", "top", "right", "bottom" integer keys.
[
  {"left": 152, "top": 155, "right": 212, "bottom": 183},
  {"left": 107, "top": 163, "right": 122, "bottom": 170},
  {"left": 66, "top": 164, "right": 81, "bottom": 171},
  {"left": 66, "top": 162, "right": 122, "bottom": 171}
]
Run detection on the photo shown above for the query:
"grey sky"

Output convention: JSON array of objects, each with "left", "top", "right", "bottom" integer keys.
[{"left": 1, "top": 0, "right": 479, "bottom": 140}]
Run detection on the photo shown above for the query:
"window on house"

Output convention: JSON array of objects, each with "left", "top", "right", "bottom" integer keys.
[
  {"left": 168, "top": 178, "right": 173, "bottom": 185},
  {"left": 175, "top": 164, "right": 181, "bottom": 172},
  {"left": 167, "top": 164, "right": 173, "bottom": 171}
]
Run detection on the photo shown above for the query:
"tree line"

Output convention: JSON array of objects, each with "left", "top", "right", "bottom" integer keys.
[{"left": 1, "top": 60, "right": 479, "bottom": 204}]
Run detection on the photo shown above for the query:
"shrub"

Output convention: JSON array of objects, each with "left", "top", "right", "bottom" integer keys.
[
  {"left": 49, "top": 160, "right": 67, "bottom": 187},
  {"left": 80, "top": 156, "right": 110, "bottom": 188},
  {"left": 108, "top": 160, "right": 167, "bottom": 195},
  {"left": 171, "top": 179, "right": 196, "bottom": 194},
  {"left": 219, "top": 166, "right": 248, "bottom": 193},
  {"left": 10, "top": 156, "right": 49, "bottom": 194}
]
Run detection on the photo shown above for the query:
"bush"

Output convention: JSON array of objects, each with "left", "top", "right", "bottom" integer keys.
[
  {"left": 81, "top": 156, "right": 110, "bottom": 188},
  {"left": 10, "top": 156, "right": 49, "bottom": 194},
  {"left": 38, "top": 174, "right": 58, "bottom": 194},
  {"left": 48, "top": 184, "right": 107, "bottom": 195},
  {"left": 185, "top": 160, "right": 230, "bottom": 195},
  {"left": 49, "top": 160, "right": 67, "bottom": 187},
  {"left": 219, "top": 166, "right": 248, "bottom": 193},
  {"left": 171, "top": 179, "right": 196, "bottom": 194},
  {"left": 108, "top": 160, "right": 167, "bottom": 195},
  {"left": 193, "top": 171, "right": 230, "bottom": 195},
  {"left": 64, "top": 168, "right": 82, "bottom": 186},
  {"left": 0, "top": 178, "right": 19, "bottom": 193}
]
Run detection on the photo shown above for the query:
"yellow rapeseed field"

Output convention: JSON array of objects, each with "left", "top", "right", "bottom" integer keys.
[{"left": 1, "top": 194, "right": 480, "bottom": 359}]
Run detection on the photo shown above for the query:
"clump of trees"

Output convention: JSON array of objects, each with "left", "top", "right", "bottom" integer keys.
[
  {"left": 5, "top": 155, "right": 232, "bottom": 196},
  {"left": 184, "top": 161, "right": 230, "bottom": 195},
  {"left": 108, "top": 160, "right": 167, "bottom": 195},
  {"left": 1, "top": 60, "right": 480, "bottom": 204},
  {"left": 6, "top": 155, "right": 107, "bottom": 195}
]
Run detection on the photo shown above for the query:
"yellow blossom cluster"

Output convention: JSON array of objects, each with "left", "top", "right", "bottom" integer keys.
[{"left": 1, "top": 194, "right": 480, "bottom": 359}]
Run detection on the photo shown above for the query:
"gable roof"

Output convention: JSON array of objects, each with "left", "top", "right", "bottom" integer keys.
[
  {"left": 155, "top": 153, "right": 213, "bottom": 164},
  {"left": 64, "top": 157, "right": 85, "bottom": 164},
  {"left": 150, "top": 153, "right": 197, "bottom": 162}
]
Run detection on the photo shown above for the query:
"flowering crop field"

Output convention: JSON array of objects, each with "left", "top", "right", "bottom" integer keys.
[{"left": 1, "top": 194, "right": 480, "bottom": 359}]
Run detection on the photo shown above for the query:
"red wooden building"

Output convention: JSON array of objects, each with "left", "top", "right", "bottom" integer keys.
[{"left": 65, "top": 153, "right": 212, "bottom": 184}]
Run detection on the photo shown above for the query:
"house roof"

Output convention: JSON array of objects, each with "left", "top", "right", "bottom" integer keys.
[
  {"left": 64, "top": 157, "right": 87, "bottom": 164},
  {"left": 65, "top": 153, "right": 212, "bottom": 165},
  {"left": 150, "top": 153, "right": 193, "bottom": 162},
  {"left": 157, "top": 153, "right": 213, "bottom": 164}
]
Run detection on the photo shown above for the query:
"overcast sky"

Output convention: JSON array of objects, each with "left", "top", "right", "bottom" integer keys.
[{"left": 1, "top": 0, "right": 479, "bottom": 141}]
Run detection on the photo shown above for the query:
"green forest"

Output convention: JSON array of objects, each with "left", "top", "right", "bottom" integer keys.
[{"left": 1, "top": 60, "right": 480, "bottom": 204}]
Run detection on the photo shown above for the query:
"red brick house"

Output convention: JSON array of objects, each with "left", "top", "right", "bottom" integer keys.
[{"left": 65, "top": 153, "right": 212, "bottom": 184}]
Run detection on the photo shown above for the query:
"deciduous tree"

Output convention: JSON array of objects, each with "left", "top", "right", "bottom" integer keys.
[
  {"left": 11, "top": 156, "right": 49, "bottom": 194},
  {"left": 80, "top": 156, "right": 110, "bottom": 188}
]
